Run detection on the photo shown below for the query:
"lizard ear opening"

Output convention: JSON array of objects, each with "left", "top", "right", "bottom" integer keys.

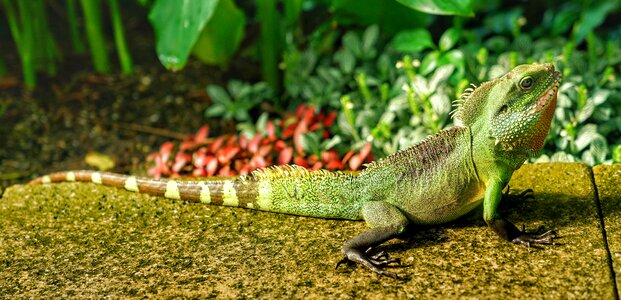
[{"left": 498, "top": 105, "right": 508, "bottom": 114}]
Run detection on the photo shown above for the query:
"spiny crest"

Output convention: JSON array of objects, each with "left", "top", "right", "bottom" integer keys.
[
  {"left": 364, "top": 126, "right": 465, "bottom": 173},
  {"left": 248, "top": 164, "right": 342, "bottom": 181},
  {"left": 450, "top": 83, "right": 479, "bottom": 124}
]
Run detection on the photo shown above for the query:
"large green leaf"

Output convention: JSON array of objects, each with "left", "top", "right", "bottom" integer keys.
[
  {"left": 389, "top": 28, "right": 434, "bottom": 53},
  {"left": 330, "top": 0, "right": 430, "bottom": 34},
  {"left": 396, "top": 0, "right": 473, "bottom": 17},
  {"left": 572, "top": 1, "right": 618, "bottom": 44},
  {"left": 192, "top": 0, "right": 245, "bottom": 67},
  {"left": 148, "top": 0, "right": 218, "bottom": 71}
]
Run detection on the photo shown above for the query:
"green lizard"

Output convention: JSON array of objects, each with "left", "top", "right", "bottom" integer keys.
[{"left": 28, "top": 63, "right": 561, "bottom": 278}]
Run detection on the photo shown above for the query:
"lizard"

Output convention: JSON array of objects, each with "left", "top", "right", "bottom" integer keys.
[{"left": 28, "top": 63, "right": 561, "bottom": 278}]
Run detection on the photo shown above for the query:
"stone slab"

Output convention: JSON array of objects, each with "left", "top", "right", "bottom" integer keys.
[
  {"left": 0, "top": 163, "right": 613, "bottom": 298},
  {"left": 593, "top": 164, "right": 621, "bottom": 297}
]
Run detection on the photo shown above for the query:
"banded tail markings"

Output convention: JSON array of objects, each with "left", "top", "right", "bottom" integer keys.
[
  {"left": 164, "top": 181, "right": 181, "bottom": 200},
  {"left": 28, "top": 170, "right": 269, "bottom": 210},
  {"left": 198, "top": 182, "right": 211, "bottom": 204},
  {"left": 66, "top": 171, "right": 76, "bottom": 182},
  {"left": 91, "top": 172, "right": 103, "bottom": 184},
  {"left": 124, "top": 176, "right": 139, "bottom": 192},
  {"left": 222, "top": 180, "right": 239, "bottom": 207}
]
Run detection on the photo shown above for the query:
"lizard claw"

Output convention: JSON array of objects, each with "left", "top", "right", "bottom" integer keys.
[
  {"left": 503, "top": 186, "right": 534, "bottom": 201},
  {"left": 511, "top": 225, "right": 559, "bottom": 247},
  {"left": 337, "top": 248, "right": 401, "bottom": 279},
  {"left": 514, "top": 188, "right": 535, "bottom": 201},
  {"left": 366, "top": 248, "right": 401, "bottom": 266}
]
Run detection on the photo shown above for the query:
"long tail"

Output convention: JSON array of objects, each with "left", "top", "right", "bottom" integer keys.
[
  {"left": 28, "top": 170, "right": 257, "bottom": 208},
  {"left": 28, "top": 167, "right": 364, "bottom": 220}
]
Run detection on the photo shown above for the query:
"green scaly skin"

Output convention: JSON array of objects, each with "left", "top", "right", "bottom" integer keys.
[{"left": 28, "top": 63, "right": 562, "bottom": 278}]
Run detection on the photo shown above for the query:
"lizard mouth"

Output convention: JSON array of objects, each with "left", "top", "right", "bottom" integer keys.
[{"left": 528, "top": 71, "right": 562, "bottom": 115}]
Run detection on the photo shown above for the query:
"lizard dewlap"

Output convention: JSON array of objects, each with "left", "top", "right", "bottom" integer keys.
[{"left": 29, "top": 63, "right": 561, "bottom": 278}]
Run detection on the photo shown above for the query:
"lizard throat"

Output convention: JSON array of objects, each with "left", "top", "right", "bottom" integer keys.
[{"left": 527, "top": 72, "right": 561, "bottom": 116}]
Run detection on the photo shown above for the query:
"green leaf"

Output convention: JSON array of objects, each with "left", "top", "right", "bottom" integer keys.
[
  {"left": 390, "top": 29, "right": 434, "bottom": 53},
  {"left": 572, "top": 1, "right": 617, "bottom": 44},
  {"left": 439, "top": 27, "right": 460, "bottom": 51},
  {"left": 395, "top": 0, "right": 473, "bottom": 17},
  {"left": 149, "top": 0, "right": 219, "bottom": 70},
  {"left": 335, "top": 50, "right": 356, "bottom": 74},
  {"left": 330, "top": 0, "right": 430, "bottom": 34},
  {"left": 419, "top": 51, "right": 439, "bottom": 75},
  {"left": 612, "top": 145, "right": 621, "bottom": 163},
  {"left": 205, "top": 104, "right": 226, "bottom": 117},
  {"left": 206, "top": 85, "right": 231, "bottom": 104},
  {"left": 343, "top": 31, "right": 362, "bottom": 57},
  {"left": 574, "top": 124, "right": 598, "bottom": 151},
  {"left": 361, "top": 25, "right": 379, "bottom": 58},
  {"left": 192, "top": 0, "right": 246, "bottom": 66},
  {"left": 549, "top": 4, "right": 579, "bottom": 36}
]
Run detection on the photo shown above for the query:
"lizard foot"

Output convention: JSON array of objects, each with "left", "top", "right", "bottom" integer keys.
[
  {"left": 503, "top": 186, "right": 534, "bottom": 201},
  {"left": 511, "top": 225, "right": 559, "bottom": 247},
  {"left": 336, "top": 247, "right": 400, "bottom": 279}
]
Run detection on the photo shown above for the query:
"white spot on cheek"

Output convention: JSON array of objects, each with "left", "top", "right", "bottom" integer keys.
[
  {"left": 222, "top": 180, "right": 239, "bottom": 207},
  {"left": 91, "top": 172, "right": 102, "bottom": 184},
  {"left": 66, "top": 172, "right": 76, "bottom": 182},
  {"left": 164, "top": 181, "right": 181, "bottom": 199},
  {"left": 124, "top": 176, "right": 139, "bottom": 192},
  {"left": 198, "top": 182, "right": 211, "bottom": 204}
]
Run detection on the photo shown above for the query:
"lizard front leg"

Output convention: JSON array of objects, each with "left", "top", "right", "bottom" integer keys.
[
  {"left": 338, "top": 201, "right": 408, "bottom": 278},
  {"left": 484, "top": 178, "right": 557, "bottom": 246}
]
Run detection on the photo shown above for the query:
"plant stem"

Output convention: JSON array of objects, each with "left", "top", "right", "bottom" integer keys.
[
  {"left": 356, "top": 72, "right": 372, "bottom": 103},
  {"left": 256, "top": 0, "right": 280, "bottom": 91},
  {"left": 3, "top": 0, "right": 21, "bottom": 47},
  {"left": 32, "top": 0, "right": 58, "bottom": 75},
  {"left": 16, "top": 0, "right": 35, "bottom": 88},
  {"left": 284, "top": 0, "right": 302, "bottom": 28},
  {"left": 109, "top": 0, "right": 133, "bottom": 74},
  {"left": 67, "top": 0, "right": 86, "bottom": 53},
  {"left": 340, "top": 95, "right": 360, "bottom": 142},
  {"left": 0, "top": 57, "right": 6, "bottom": 76},
  {"left": 80, "top": 0, "right": 110, "bottom": 73}
]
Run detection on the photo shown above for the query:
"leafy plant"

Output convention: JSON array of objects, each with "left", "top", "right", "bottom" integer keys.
[
  {"left": 148, "top": 104, "right": 373, "bottom": 178},
  {"left": 205, "top": 81, "right": 274, "bottom": 122},
  {"left": 1, "top": 0, "right": 134, "bottom": 87},
  {"left": 206, "top": 0, "right": 621, "bottom": 166}
]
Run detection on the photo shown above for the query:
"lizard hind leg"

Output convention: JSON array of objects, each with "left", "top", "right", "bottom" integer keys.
[{"left": 338, "top": 201, "right": 409, "bottom": 279}]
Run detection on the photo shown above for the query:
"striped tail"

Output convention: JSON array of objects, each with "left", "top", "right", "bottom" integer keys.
[
  {"left": 28, "top": 170, "right": 259, "bottom": 208},
  {"left": 29, "top": 167, "right": 364, "bottom": 220}
]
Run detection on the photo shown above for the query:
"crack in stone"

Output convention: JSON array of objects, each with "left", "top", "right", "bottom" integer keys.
[{"left": 589, "top": 167, "right": 619, "bottom": 300}]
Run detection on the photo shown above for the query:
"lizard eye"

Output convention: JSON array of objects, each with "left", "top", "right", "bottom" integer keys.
[
  {"left": 498, "top": 105, "right": 508, "bottom": 114},
  {"left": 519, "top": 76, "right": 533, "bottom": 89}
]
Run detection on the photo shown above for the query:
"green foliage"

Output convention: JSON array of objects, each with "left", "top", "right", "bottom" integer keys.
[
  {"left": 207, "top": 0, "right": 621, "bottom": 166},
  {"left": 1, "top": 0, "right": 134, "bottom": 87},
  {"left": 395, "top": 0, "right": 473, "bottom": 17},
  {"left": 2, "top": 0, "right": 60, "bottom": 88},
  {"left": 191, "top": 0, "right": 246, "bottom": 67},
  {"left": 328, "top": 0, "right": 431, "bottom": 34},
  {"left": 81, "top": 0, "right": 110, "bottom": 73},
  {"left": 148, "top": 0, "right": 219, "bottom": 70},
  {"left": 205, "top": 81, "right": 274, "bottom": 122}
]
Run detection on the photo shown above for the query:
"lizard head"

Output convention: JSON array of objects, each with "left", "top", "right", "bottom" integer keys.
[{"left": 453, "top": 63, "right": 561, "bottom": 158}]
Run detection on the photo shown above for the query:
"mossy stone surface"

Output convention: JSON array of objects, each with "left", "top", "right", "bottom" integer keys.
[{"left": 0, "top": 163, "right": 617, "bottom": 298}]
